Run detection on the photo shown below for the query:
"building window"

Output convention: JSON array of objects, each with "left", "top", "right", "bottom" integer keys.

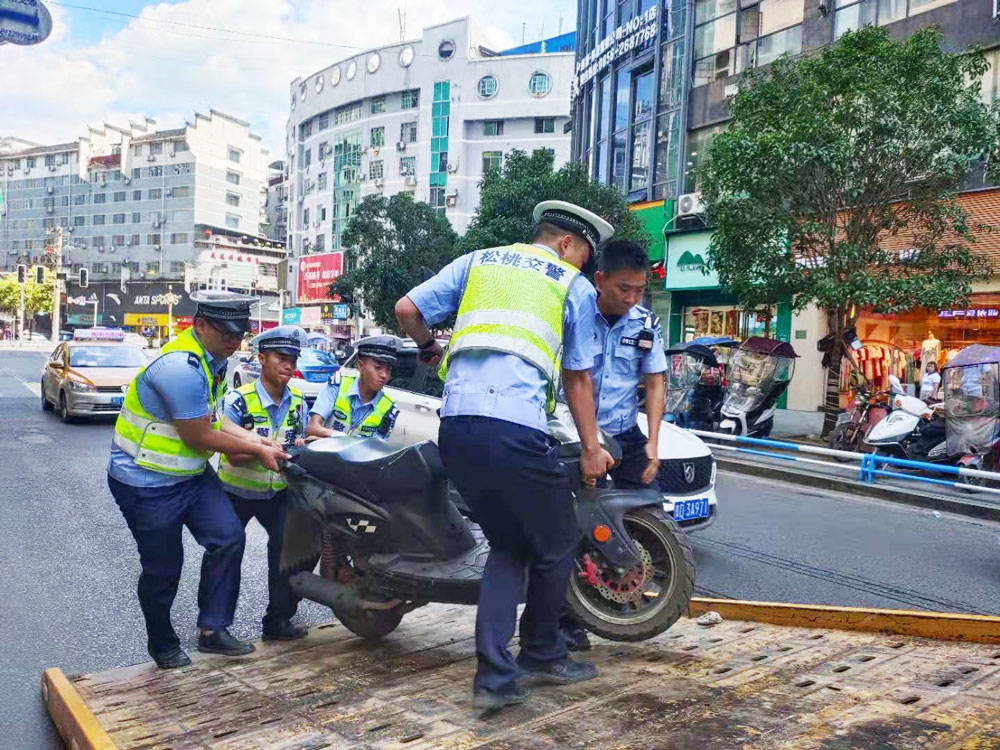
[
  {"left": 146, "top": 262, "right": 160, "bottom": 275},
  {"left": 113, "top": 213, "right": 126, "bottom": 224},
  {"left": 148, "top": 188, "right": 162, "bottom": 200},
  {"left": 401, "top": 121, "right": 418, "bottom": 143},
  {"left": 319, "top": 206, "right": 327, "bottom": 221},
  {"left": 149, "top": 166, "right": 163, "bottom": 177},
  {"left": 371, "top": 126, "right": 385, "bottom": 148},
  {"left": 147, "top": 233, "right": 161, "bottom": 245},
  {"left": 303, "top": 208, "right": 310, "bottom": 228},
  {"left": 93, "top": 214, "right": 106, "bottom": 225},
  {"left": 429, "top": 187, "right": 446, "bottom": 208},
  {"left": 315, "top": 234, "right": 326, "bottom": 252},
  {"left": 484, "top": 120, "right": 504, "bottom": 136},
  {"left": 131, "top": 234, "right": 140, "bottom": 246},
  {"left": 93, "top": 263, "right": 108, "bottom": 275},
  {"left": 528, "top": 72, "right": 551, "bottom": 97},
  {"left": 131, "top": 212, "right": 141, "bottom": 223},
  {"left": 225, "top": 214, "right": 239, "bottom": 229},
  {"left": 401, "top": 89, "right": 420, "bottom": 109},
  {"left": 317, "top": 172, "right": 328, "bottom": 191},
  {"left": 226, "top": 170, "right": 241, "bottom": 185},
  {"left": 534, "top": 118, "right": 555, "bottom": 134},
  {"left": 113, "top": 191, "right": 126, "bottom": 201},
  {"left": 132, "top": 167, "right": 141, "bottom": 179},
  {"left": 73, "top": 215, "right": 85, "bottom": 226},
  {"left": 629, "top": 70, "right": 655, "bottom": 192},
  {"left": 370, "top": 96, "right": 386, "bottom": 114},
  {"left": 482, "top": 151, "right": 502, "bottom": 174},
  {"left": 149, "top": 142, "right": 163, "bottom": 155},
  {"left": 226, "top": 192, "right": 240, "bottom": 207},
  {"left": 369, "top": 160, "right": 384, "bottom": 180},
  {"left": 228, "top": 147, "right": 241, "bottom": 163},
  {"left": 477, "top": 75, "right": 498, "bottom": 98},
  {"left": 169, "top": 233, "right": 188, "bottom": 244},
  {"left": 438, "top": 40, "right": 456, "bottom": 60},
  {"left": 171, "top": 261, "right": 185, "bottom": 273},
  {"left": 94, "top": 193, "right": 106, "bottom": 204},
  {"left": 170, "top": 185, "right": 191, "bottom": 198},
  {"left": 44, "top": 218, "right": 55, "bottom": 230},
  {"left": 400, "top": 156, "right": 416, "bottom": 176},
  {"left": 335, "top": 103, "right": 362, "bottom": 124},
  {"left": 683, "top": 124, "right": 723, "bottom": 193},
  {"left": 112, "top": 234, "right": 126, "bottom": 246},
  {"left": 74, "top": 194, "right": 87, "bottom": 205}
]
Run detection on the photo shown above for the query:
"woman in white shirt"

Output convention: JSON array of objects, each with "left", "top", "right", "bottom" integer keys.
[{"left": 919, "top": 361, "right": 941, "bottom": 402}]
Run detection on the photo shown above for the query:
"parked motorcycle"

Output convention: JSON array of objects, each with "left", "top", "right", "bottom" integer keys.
[
  {"left": 863, "top": 375, "right": 950, "bottom": 463},
  {"left": 663, "top": 342, "right": 726, "bottom": 430},
  {"left": 718, "top": 337, "right": 798, "bottom": 437},
  {"left": 942, "top": 345, "right": 1000, "bottom": 488},
  {"left": 827, "top": 383, "right": 889, "bottom": 460},
  {"left": 280, "top": 405, "right": 696, "bottom": 642}
]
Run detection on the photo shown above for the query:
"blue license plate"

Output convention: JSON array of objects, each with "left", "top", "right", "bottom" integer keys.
[
  {"left": 673, "top": 498, "right": 709, "bottom": 522},
  {"left": 112, "top": 396, "right": 124, "bottom": 406}
]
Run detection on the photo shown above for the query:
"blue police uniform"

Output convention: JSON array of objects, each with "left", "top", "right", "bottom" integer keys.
[
  {"left": 106, "top": 297, "right": 252, "bottom": 661},
  {"left": 310, "top": 378, "right": 398, "bottom": 439},
  {"left": 221, "top": 325, "right": 315, "bottom": 638},
  {"left": 591, "top": 304, "right": 668, "bottom": 488},
  {"left": 407, "top": 240, "right": 602, "bottom": 696}
]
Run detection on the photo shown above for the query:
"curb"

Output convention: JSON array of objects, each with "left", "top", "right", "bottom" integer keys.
[
  {"left": 716, "top": 455, "right": 1000, "bottom": 523},
  {"left": 41, "top": 668, "right": 116, "bottom": 749}
]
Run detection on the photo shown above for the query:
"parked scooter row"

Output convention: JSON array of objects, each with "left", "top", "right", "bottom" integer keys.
[{"left": 664, "top": 336, "right": 798, "bottom": 438}]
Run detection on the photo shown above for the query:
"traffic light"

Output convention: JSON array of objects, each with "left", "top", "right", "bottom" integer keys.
[
  {"left": 35, "top": 266, "right": 44, "bottom": 284},
  {"left": 79, "top": 267, "right": 89, "bottom": 288},
  {"left": 16, "top": 264, "right": 26, "bottom": 284}
]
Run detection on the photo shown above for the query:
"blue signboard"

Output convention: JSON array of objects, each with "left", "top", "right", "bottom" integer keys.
[
  {"left": 282, "top": 307, "right": 301, "bottom": 324},
  {"left": 332, "top": 304, "right": 350, "bottom": 320}
]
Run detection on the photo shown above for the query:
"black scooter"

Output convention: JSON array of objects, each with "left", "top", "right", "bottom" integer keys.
[{"left": 281, "top": 408, "right": 695, "bottom": 642}]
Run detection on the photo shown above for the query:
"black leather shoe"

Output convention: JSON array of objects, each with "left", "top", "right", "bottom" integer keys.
[
  {"left": 197, "top": 629, "right": 255, "bottom": 656},
  {"left": 516, "top": 657, "right": 598, "bottom": 685},
  {"left": 262, "top": 620, "right": 308, "bottom": 641},
  {"left": 563, "top": 625, "right": 592, "bottom": 652},
  {"left": 472, "top": 684, "right": 530, "bottom": 715},
  {"left": 148, "top": 644, "right": 191, "bottom": 669}
]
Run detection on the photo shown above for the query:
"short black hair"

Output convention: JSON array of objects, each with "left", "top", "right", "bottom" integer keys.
[{"left": 598, "top": 239, "right": 648, "bottom": 275}]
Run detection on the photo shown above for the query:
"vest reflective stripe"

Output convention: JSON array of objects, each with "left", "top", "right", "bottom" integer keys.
[
  {"left": 440, "top": 243, "right": 577, "bottom": 413},
  {"left": 112, "top": 329, "right": 225, "bottom": 476},
  {"left": 218, "top": 382, "right": 302, "bottom": 494},
  {"left": 329, "top": 375, "right": 394, "bottom": 437}
]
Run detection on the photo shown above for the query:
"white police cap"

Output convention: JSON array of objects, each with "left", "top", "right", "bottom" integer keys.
[
  {"left": 356, "top": 335, "right": 401, "bottom": 365},
  {"left": 251, "top": 325, "right": 308, "bottom": 356},
  {"left": 190, "top": 289, "right": 259, "bottom": 334},
  {"left": 532, "top": 200, "right": 615, "bottom": 252}
]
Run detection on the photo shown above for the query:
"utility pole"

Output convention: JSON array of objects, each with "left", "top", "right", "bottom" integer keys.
[
  {"left": 50, "top": 226, "right": 63, "bottom": 343},
  {"left": 18, "top": 273, "right": 25, "bottom": 345}
]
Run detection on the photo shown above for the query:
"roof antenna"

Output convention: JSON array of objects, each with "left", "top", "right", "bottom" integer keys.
[
  {"left": 397, "top": 4, "right": 406, "bottom": 41},
  {"left": 558, "top": 15, "right": 563, "bottom": 35},
  {"left": 521, "top": 22, "right": 526, "bottom": 44}
]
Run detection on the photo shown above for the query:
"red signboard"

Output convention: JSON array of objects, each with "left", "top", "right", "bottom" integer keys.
[{"left": 297, "top": 252, "right": 343, "bottom": 304}]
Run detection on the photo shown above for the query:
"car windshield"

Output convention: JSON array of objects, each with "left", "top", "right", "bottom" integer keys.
[
  {"left": 298, "top": 348, "right": 338, "bottom": 367},
  {"left": 69, "top": 346, "right": 147, "bottom": 368}
]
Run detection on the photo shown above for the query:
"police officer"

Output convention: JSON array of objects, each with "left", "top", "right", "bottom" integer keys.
[
  {"left": 218, "top": 325, "right": 315, "bottom": 641},
  {"left": 306, "top": 335, "right": 400, "bottom": 440},
  {"left": 108, "top": 290, "right": 289, "bottom": 669},
  {"left": 395, "top": 200, "right": 616, "bottom": 713},
  {"left": 560, "top": 238, "right": 668, "bottom": 651}
]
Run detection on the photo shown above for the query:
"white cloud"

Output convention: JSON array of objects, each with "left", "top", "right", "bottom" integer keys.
[{"left": 1, "top": 0, "right": 574, "bottom": 152}]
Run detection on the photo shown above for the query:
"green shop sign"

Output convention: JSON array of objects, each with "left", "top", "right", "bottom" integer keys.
[{"left": 665, "top": 230, "right": 718, "bottom": 290}]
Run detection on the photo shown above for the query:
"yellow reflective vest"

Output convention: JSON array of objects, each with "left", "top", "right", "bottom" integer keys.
[
  {"left": 439, "top": 243, "right": 578, "bottom": 413},
  {"left": 328, "top": 375, "right": 396, "bottom": 438},
  {"left": 112, "top": 329, "right": 225, "bottom": 476},
  {"left": 218, "top": 382, "right": 303, "bottom": 495}
]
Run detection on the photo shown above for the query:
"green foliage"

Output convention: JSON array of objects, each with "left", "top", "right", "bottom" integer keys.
[
  {"left": 460, "top": 149, "right": 650, "bottom": 253},
  {"left": 334, "top": 192, "right": 459, "bottom": 330},
  {"left": 700, "top": 26, "right": 994, "bottom": 318},
  {"left": 0, "top": 266, "right": 54, "bottom": 318}
]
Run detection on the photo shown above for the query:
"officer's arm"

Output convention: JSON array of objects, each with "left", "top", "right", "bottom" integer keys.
[
  {"left": 220, "top": 417, "right": 258, "bottom": 466},
  {"left": 395, "top": 297, "right": 443, "bottom": 365},
  {"left": 563, "top": 369, "right": 615, "bottom": 483},
  {"left": 643, "top": 371, "right": 665, "bottom": 452},
  {"left": 173, "top": 416, "right": 288, "bottom": 472},
  {"left": 306, "top": 413, "right": 335, "bottom": 438}
]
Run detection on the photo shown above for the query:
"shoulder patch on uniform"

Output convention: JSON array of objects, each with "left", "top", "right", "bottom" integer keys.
[{"left": 186, "top": 352, "right": 201, "bottom": 368}]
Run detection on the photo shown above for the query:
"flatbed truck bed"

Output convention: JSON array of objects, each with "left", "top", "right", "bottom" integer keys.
[{"left": 44, "top": 599, "right": 1000, "bottom": 749}]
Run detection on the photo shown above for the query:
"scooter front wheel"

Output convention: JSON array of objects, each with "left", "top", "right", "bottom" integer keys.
[{"left": 566, "top": 508, "right": 694, "bottom": 642}]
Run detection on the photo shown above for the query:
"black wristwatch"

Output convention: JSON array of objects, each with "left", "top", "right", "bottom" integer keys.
[{"left": 417, "top": 338, "right": 437, "bottom": 350}]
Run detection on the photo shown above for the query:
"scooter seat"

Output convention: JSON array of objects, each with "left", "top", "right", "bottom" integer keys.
[{"left": 295, "top": 436, "right": 446, "bottom": 504}]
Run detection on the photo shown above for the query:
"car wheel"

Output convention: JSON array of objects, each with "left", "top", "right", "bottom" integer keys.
[
  {"left": 41, "top": 383, "right": 53, "bottom": 412},
  {"left": 59, "top": 391, "right": 73, "bottom": 423}
]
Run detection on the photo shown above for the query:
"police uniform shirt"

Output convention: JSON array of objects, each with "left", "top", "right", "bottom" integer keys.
[
  {"left": 221, "top": 380, "right": 307, "bottom": 499},
  {"left": 406, "top": 244, "right": 601, "bottom": 434},
  {"left": 107, "top": 331, "right": 228, "bottom": 488},
  {"left": 309, "top": 377, "right": 399, "bottom": 440},
  {"left": 591, "top": 305, "right": 667, "bottom": 435}
]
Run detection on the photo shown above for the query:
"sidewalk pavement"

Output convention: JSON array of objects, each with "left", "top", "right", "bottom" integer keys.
[{"left": 771, "top": 408, "right": 825, "bottom": 440}]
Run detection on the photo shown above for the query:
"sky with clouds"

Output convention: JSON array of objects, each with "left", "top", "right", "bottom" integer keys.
[{"left": 3, "top": 0, "right": 576, "bottom": 156}]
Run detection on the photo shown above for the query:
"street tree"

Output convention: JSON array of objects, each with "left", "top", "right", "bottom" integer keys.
[
  {"left": 332, "top": 192, "right": 459, "bottom": 330},
  {"left": 460, "top": 148, "right": 649, "bottom": 253},
  {"left": 0, "top": 268, "right": 54, "bottom": 334},
  {"left": 699, "top": 26, "right": 995, "bottom": 435}
]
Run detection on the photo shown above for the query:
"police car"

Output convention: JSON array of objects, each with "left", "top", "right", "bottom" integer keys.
[
  {"left": 41, "top": 328, "right": 147, "bottom": 422},
  {"left": 339, "top": 340, "right": 718, "bottom": 532}
]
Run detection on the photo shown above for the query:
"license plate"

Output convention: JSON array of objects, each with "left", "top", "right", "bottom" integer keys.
[
  {"left": 112, "top": 396, "right": 124, "bottom": 406},
  {"left": 673, "top": 498, "right": 709, "bottom": 522}
]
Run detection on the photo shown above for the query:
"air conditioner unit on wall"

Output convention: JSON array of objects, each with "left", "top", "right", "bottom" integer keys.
[
  {"left": 445, "top": 191, "right": 458, "bottom": 208},
  {"left": 396, "top": 141, "right": 406, "bottom": 151},
  {"left": 404, "top": 176, "right": 417, "bottom": 187},
  {"left": 676, "top": 192, "right": 704, "bottom": 218}
]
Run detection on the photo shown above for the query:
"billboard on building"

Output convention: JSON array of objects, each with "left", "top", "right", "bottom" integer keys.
[{"left": 297, "top": 252, "right": 343, "bottom": 304}]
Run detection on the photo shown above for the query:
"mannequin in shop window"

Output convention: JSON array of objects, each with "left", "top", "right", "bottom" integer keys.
[{"left": 921, "top": 332, "right": 941, "bottom": 370}]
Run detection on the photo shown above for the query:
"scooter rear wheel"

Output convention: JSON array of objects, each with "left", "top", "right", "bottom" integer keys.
[{"left": 566, "top": 508, "right": 694, "bottom": 642}]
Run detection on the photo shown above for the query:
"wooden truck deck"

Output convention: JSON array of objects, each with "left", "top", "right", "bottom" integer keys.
[{"left": 44, "top": 600, "right": 1000, "bottom": 749}]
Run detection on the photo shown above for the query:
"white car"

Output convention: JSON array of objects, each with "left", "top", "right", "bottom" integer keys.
[
  {"left": 228, "top": 346, "right": 341, "bottom": 408},
  {"left": 339, "top": 343, "right": 718, "bottom": 531}
]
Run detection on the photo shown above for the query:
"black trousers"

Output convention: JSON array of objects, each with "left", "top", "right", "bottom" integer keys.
[
  {"left": 227, "top": 490, "right": 316, "bottom": 630},
  {"left": 438, "top": 416, "right": 581, "bottom": 694}
]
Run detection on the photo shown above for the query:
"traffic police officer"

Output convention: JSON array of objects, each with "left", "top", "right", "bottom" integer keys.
[
  {"left": 108, "top": 290, "right": 289, "bottom": 669},
  {"left": 395, "top": 200, "right": 616, "bottom": 713},
  {"left": 306, "top": 335, "right": 400, "bottom": 440},
  {"left": 218, "top": 325, "right": 315, "bottom": 641},
  {"left": 561, "top": 238, "right": 668, "bottom": 651}
]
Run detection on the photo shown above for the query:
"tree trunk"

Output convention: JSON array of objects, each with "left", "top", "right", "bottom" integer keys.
[{"left": 820, "top": 307, "right": 846, "bottom": 439}]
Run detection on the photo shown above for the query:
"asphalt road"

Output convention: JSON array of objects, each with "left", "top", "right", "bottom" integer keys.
[{"left": 2, "top": 349, "right": 999, "bottom": 747}]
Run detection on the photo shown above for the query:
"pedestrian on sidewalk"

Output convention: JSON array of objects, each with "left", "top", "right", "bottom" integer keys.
[{"left": 920, "top": 361, "right": 942, "bottom": 402}]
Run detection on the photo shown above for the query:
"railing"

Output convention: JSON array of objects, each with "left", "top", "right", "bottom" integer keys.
[{"left": 690, "top": 429, "right": 1000, "bottom": 498}]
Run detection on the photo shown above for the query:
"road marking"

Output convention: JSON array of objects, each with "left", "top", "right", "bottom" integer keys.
[{"left": 22, "top": 381, "right": 41, "bottom": 397}]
